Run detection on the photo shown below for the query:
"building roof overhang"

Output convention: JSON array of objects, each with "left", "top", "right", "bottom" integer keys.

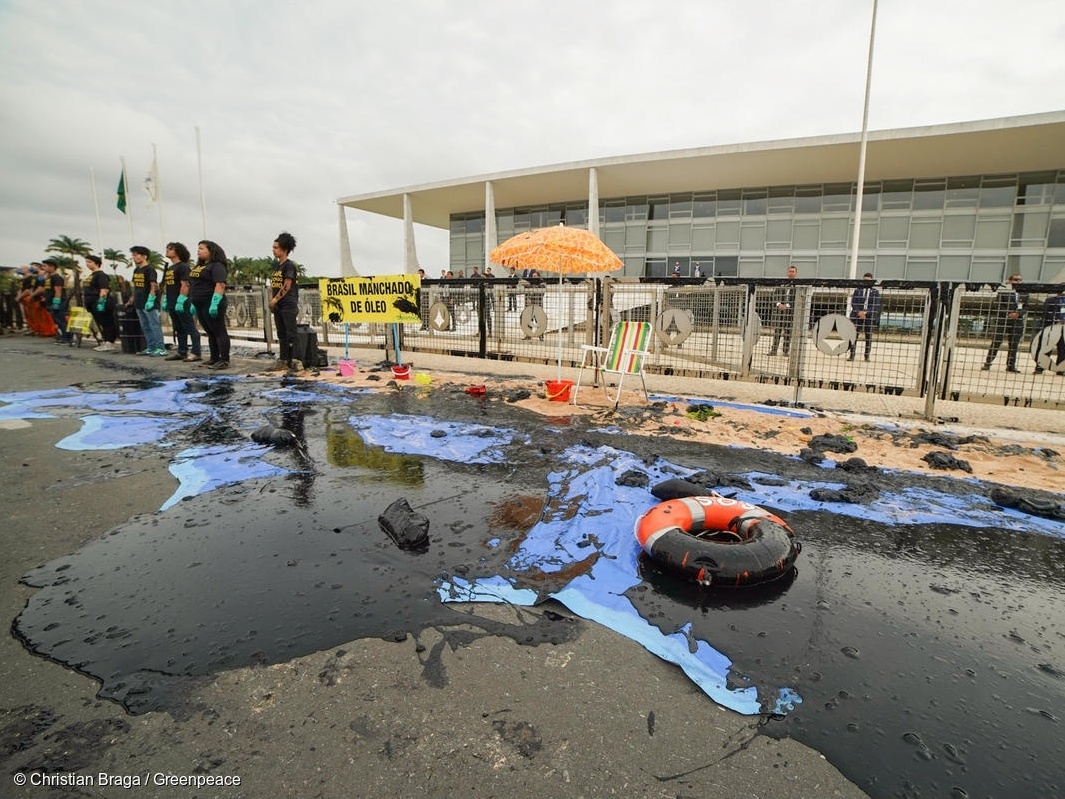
[{"left": 337, "top": 111, "right": 1065, "bottom": 230}]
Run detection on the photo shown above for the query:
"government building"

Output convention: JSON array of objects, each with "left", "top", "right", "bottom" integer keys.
[{"left": 338, "top": 111, "right": 1065, "bottom": 284}]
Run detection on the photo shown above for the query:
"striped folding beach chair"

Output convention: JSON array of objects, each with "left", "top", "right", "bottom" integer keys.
[{"left": 572, "top": 320, "right": 653, "bottom": 408}]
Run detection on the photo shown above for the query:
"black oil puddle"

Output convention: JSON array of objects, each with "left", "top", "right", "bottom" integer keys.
[
  {"left": 10, "top": 375, "right": 1065, "bottom": 798},
  {"left": 631, "top": 512, "right": 1065, "bottom": 799},
  {"left": 12, "top": 380, "right": 584, "bottom": 713}
]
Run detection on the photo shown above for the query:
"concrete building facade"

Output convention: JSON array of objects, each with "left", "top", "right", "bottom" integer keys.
[{"left": 338, "top": 111, "right": 1065, "bottom": 284}]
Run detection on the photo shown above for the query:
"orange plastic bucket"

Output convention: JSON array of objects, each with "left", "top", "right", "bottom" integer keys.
[{"left": 545, "top": 379, "right": 574, "bottom": 402}]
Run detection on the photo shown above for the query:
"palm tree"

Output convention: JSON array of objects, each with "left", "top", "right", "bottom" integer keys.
[
  {"left": 46, "top": 235, "right": 93, "bottom": 299},
  {"left": 103, "top": 248, "right": 129, "bottom": 274}
]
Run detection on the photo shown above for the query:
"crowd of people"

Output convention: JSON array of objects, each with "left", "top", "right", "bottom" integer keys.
[{"left": 4, "top": 232, "right": 303, "bottom": 373}]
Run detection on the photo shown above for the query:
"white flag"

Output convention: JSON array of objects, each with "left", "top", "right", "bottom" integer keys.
[{"left": 144, "top": 154, "right": 159, "bottom": 203}]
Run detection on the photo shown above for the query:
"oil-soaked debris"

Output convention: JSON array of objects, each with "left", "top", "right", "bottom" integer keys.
[
  {"left": 809, "top": 482, "right": 879, "bottom": 504},
  {"left": 615, "top": 469, "right": 650, "bottom": 488},
  {"left": 646, "top": 710, "right": 656, "bottom": 737},
  {"left": 651, "top": 478, "right": 714, "bottom": 500},
  {"left": 250, "top": 423, "right": 298, "bottom": 447},
  {"left": 430, "top": 429, "right": 447, "bottom": 438},
  {"left": 505, "top": 388, "right": 531, "bottom": 402},
  {"left": 685, "top": 403, "right": 720, "bottom": 421},
  {"left": 909, "top": 430, "right": 985, "bottom": 449},
  {"left": 686, "top": 469, "right": 753, "bottom": 490},
  {"left": 922, "top": 451, "right": 973, "bottom": 472},
  {"left": 808, "top": 433, "right": 857, "bottom": 455},
  {"left": 989, "top": 487, "right": 1065, "bottom": 520},
  {"left": 378, "top": 498, "right": 430, "bottom": 551},
  {"left": 836, "top": 457, "right": 877, "bottom": 473},
  {"left": 800, "top": 447, "right": 826, "bottom": 464}
]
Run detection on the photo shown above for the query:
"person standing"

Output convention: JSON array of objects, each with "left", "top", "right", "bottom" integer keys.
[
  {"left": 83, "top": 255, "right": 118, "bottom": 351},
  {"left": 28, "top": 263, "right": 58, "bottom": 338},
  {"left": 267, "top": 231, "right": 299, "bottom": 370},
  {"left": 506, "top": 267, "right": 519, "bottom": 312},
  {"left": 769, "top": 264, "right": 798, "bottom": 356},
  {"left": 982, "top": 274, "right": 1024, "bottom": 373},
  {"left": 40, "top": 259, "right": 71, "bottom": 344},
  {"left": 16, "top": 266, "right": 46, "bottom": 336},
  {"left": 129, "top": 245, "right": 166, "bottom": 356},
  {"left": 416, "top": 268, "right": 428, "bottom": 330},
  {"left": 190, "top": 240, "right": 231, "bottom": 369},
  {"left": 161, "top": 242, "right": 202, "bottom": 362},
  {"left": 1033, "top": 288, "right": 1065, "bottom": 375},
  {"left": 847, "top": 272, "right": 882, "bottom": 361}
]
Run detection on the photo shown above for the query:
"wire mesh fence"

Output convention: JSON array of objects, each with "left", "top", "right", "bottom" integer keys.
[{"left": 157, "top": 278, "right": 1065, "bottom": 414}]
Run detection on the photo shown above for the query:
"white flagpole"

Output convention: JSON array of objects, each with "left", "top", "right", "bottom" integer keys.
[
  {"left": 120, "top": 156, "right": 135, "bottom": 246},
  {"left": 195, "top": 126, "right": 208, "bottom": 238},
  {"left": 90, "top": 167, "right": 104, "bottom": 256},
  {"left": 848, "top": 0, "right": 878, "bottom": 279},
  {"left": 147, "top": 143, "right": 167, "bottom": 246}
]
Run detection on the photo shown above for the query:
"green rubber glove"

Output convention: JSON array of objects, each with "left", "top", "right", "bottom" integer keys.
[
  {"left": 208, "top": 293, "right": 222, "bottom": 318},
  {"left": 189, "top": 303, "right": 197, "bottom": 316},
  {"left": 51, "top": 297, "right": 61, "bottom": 309},
  {"left": 144, "top": 294, "right": 156, "bottom": 312},
  {"left": 175, "top": 295, "right": 188, "bottom": 314},
  {"left": 96, "top": 297, "right": 106, "bottom": 312},
  {"left": 161, "top": 296, "right": 169, "bottom": 312}
]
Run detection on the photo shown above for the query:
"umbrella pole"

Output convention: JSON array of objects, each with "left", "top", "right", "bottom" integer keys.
[
  {"left": 557, "top": 268, "right": 563, "bottom": 383},
  {"left": 344, "top": 323, "right": 349, "bottom": 361},
  {"left": 392, "top": 323, "right": 402, "bottom": 366}
]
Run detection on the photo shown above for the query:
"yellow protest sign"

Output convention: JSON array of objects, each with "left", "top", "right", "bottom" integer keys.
[{"left": 319, "top": 275, "right": 421, "bottom": 324}]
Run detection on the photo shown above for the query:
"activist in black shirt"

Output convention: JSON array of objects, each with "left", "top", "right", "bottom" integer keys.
[
  {"left": 191, "top": 240, "right": 230, "bottom": 369},
  {"left": 268, "top": 231, "right": 300, "bottom": 370}
]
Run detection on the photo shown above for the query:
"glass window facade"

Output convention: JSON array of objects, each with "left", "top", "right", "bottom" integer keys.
[{"left": 452, "top": 170, "right": 1065, "bottom": 281}]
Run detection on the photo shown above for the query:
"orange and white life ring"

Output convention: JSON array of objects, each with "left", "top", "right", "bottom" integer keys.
[{"left": 634, "top": 495, "right": 800, "bottom": 587}]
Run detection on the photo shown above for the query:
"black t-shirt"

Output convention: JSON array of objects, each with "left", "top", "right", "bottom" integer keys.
[
  {"left": 163, "top": 261, "right": 192, "bottom": 305},
  {"left": 83, "top": 270, "right": 111, "bottom": 306},
  {"left": 269, "top": 259, "right": 299, "bottom": 311},
  {"left": 47, "top": 273, "right": 67, "bottom": 307},
  {"left": 188, "top": 261, "right": 227, "bottom": 304},
  {"left": 131, "top": 266, "right": 158, "bottom": 310}
]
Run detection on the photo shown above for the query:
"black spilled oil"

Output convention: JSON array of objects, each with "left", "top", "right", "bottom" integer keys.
[
  {"left": 630, "top": 513, "right": 1065, "bottom": 798},
  {"left": 10, "top": 376, "right": 1065, "bottom": 798}
]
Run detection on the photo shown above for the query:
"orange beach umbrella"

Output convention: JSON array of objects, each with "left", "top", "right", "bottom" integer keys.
[
  {"left": 490, "top": 225, "right": 621, "bottom": 381},
  {"left": 489, "top": 225, "right": 622, "bottom": 276}
]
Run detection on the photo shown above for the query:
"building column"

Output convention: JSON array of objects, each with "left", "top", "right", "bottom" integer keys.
[
  {"left": 484, "top": 180, "right": 497, "bottom": 270},
  {"left": 403, "top": 193, "right": 420, "bottom": 273},
  {"left": 337, "top": 203, "right": 357, "bottom": 276},
  {"left": 588, "top": 167, "right": 600, "bottom": 236}
]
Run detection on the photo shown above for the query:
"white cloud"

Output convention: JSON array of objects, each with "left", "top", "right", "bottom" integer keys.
[{"left": 1, "top": 0, "right": 1062, "bottom": 277}]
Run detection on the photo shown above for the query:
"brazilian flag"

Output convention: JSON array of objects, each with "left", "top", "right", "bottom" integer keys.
[{"left": 116, "top": 169, "right": 127, "bottom": 214}]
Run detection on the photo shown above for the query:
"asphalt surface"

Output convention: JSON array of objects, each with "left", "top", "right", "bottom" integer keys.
[{"left": 0, "top": 335, "right": 868, "bottom": 799}]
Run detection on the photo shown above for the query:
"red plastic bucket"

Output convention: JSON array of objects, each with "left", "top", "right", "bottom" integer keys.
[
  {"left": 391, "top": 364, "right": 411, "bottom": 380},
  {"left": 544, "top": 379, "right": 574, "bottom": 402}
]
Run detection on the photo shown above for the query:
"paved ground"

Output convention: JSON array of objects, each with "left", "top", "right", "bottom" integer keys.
[{"left": 0, "top": 335, "right": 872, "bottom": 798}]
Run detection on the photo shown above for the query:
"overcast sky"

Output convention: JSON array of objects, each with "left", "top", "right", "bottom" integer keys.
[{"left": 1, "top": 0, "right": 1063, "bottom": 277}]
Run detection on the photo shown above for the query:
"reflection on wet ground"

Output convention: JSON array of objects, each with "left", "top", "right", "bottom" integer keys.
[{"left": 7, "top": 376, "right": 1065, "bottom": 799}]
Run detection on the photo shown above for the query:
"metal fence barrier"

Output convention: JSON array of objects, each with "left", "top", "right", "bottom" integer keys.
[{"left": 159, "top": 278, "right": 1065, "bottom": 416}]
